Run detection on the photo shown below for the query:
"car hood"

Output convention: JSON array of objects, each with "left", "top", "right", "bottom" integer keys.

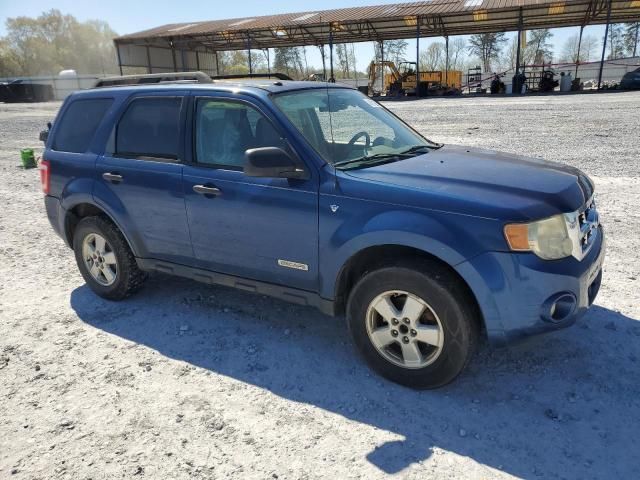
[{"left": 342, "top": 145, "right": 594, "bottom": 221}]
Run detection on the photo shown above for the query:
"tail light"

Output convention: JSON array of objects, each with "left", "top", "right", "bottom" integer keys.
[{"left": 40, "top": 159, "right": 50, "bottom": 194}]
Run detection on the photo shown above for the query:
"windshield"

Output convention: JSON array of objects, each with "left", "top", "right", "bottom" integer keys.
[{"left": 272, "top": 88, "right": 439, "bottom": 168}]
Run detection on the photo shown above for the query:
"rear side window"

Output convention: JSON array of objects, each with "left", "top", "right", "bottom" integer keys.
[
  {"left": 53, "top": 98, "right": 113, "bottom": 153},
  {"left": 115, "top": 97, "right": 182, "bottom": 160}
]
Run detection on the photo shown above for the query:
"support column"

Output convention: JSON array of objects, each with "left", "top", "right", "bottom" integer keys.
[
  {"left": 170, "top": 41, "right": 177, "bottom": 72},
  {"left": 215, "top": 52, "right": 220, "bottom": 76},
  {"left": 380, "top": 40, "right": 384, "bottom": 93},
  {"left": 514, "top": 7, "right": 523, "bottom": 94},
  {"left": 171, "top": 46, "right": 178, "bottom": 72},
  {"left": 445, "top": 35, "right": 449, "bottom": 86},
  {"left": 195, "top": 51, "right": 200, "bottom": 71},
  {"left": 320, "top": 45, "right": 326, "bottom": 78},
  {"left": 329, "top": 26, "right": 335, "bottom": 82},
  {"left": 146, "top": 46, "right": 152, "bottom": 74},
  {"left": 597, "top": 0, "right": 613, "bottom": 90},
  {"left": 416, "top": 17, "right": 421, "bottom": 97},
  {"left": 116, "top": 44, "right": 123, "bottom": 75},
  {"left": 575, "top": 25, "right": 584, "bottom": 78},
  {"left": 247, "top": 33, "right": 253, "bottom": 74},
  {"left": 266, "top": 49, "right": 271, "bottom": 75}
]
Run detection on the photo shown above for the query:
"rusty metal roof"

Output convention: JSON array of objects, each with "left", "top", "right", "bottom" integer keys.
[{"left": 115, "top": 0, "right": 640, "bottom": 51}]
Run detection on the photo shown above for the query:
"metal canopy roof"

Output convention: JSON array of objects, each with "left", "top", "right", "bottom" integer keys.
[{"left": 115, "top": 0, "right": 640, "bottom": 52}]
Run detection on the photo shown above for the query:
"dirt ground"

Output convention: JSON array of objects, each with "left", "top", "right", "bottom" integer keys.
[{"left": 1, "top": 92, "right": 639, "bottom": 480}]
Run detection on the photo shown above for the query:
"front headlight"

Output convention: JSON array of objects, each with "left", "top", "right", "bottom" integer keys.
[{"left": 504, "top": 214, "right": 574, "bottom": 260}]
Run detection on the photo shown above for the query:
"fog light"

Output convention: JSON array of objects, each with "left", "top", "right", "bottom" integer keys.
[{"left": 541, "top": 293, "right": 577, "bottom": 323}]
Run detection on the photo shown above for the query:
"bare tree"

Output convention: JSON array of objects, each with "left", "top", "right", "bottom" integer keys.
[
  {"left": 524, "top": 29, "right": 554, "bottom": 65},
  {"left": 581, "top": 35, "right": 600, "bottom": 62},
  {"left": 374, "top": 40, "right": 408, "bottom": 65},
  {"left": 623, "top": 23, "right": 640, "bottom": 57},
  {"left": 560, "top": 33, "right": 598, "bottom": 63},
  {"left": 420, "top": 42, "right": 445, "bottom": 71},
  {"left": 447, "top": 37, "right": 467, "bottom": 70},
  {"left": 608, "top": 24, "right": 625, "bottom": 60},
  {"left": 468, "top": 33, "right": 507, "bottom": 72}
]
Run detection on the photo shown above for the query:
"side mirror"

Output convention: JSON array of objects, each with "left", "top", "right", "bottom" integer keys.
[
  {"left": 244, "top": 147, "right": 309, "bottom": 180},
  {"left": 39, "top": 122, "right": 51, "bottom": 143}
]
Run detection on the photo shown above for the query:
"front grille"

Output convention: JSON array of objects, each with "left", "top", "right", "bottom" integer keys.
[
  {"left": 567, "top": 196, "right": 599, "bottom": 260},
  {"left": 579, "top": 198, "right": 599, "bottom": 253}
]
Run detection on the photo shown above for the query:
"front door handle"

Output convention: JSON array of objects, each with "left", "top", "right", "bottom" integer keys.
[
  {"left": 193, "top": 184, "right": 222, "bottom": 197},
  {"left": 102, "top": 172, "right": 123, "bottom": 183}
]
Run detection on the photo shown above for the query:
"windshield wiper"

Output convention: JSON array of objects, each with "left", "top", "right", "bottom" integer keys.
[
  {"left": 400, "top": 143, "right": 443, "bottom": 155},
  {"left": 333, "top": 152, "right": 412, "bottom": 169}
]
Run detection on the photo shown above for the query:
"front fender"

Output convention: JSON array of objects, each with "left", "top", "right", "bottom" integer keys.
[{"left": 319, "top": 203, "right": 499, "bottom": 299}]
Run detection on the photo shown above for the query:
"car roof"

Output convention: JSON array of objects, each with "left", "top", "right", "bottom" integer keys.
[{"left": 72, "top": 79, "right": 353, "bottom": 99}]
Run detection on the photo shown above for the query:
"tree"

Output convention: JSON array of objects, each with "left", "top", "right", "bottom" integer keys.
[
  {"left": 623, "top": 23, "right": 640, "bottom": 57},
  {"left": 581, "top": 35, "right": 600, "bottom": 62},
  {"left": 607, "top": 24, "right": 625, "bottom": 60},
  {"left": 420, "top": 42, "right": 445, "bottom": 71},
  {"left": 0, "top": 9, "right": 119, "bottom": 76},
  {"left": 336, "top": 43, "right": 356, "bottom": 78},
  {"left": 560, "top": 33, "right": 599, "bottom": 63},
  {"left": 499, "top": 36, "right": 519, "bottom": 71},
  {"left": 468, "top": 33, "right": 507, "bottom": 72},
  {"left": 447, "top": 37, "right": 467, "bottom": 70},
  {"left": 374, "top": 39, "right": 408, "bottom": 65},
  {"left": 525, "top": 29, "right": 554, "bottom": 65},
  {"left": 273, "top": 47, "right": 305, "bottom": 78}
]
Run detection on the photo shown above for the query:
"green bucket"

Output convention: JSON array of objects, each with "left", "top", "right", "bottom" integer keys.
[{"left": 21, "top": 148, "right": 37, "bottom": 169}]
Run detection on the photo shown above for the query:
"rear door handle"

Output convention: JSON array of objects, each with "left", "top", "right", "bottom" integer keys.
[
  {"left": 102, "top": 172, "right": 123, "bottom": 183},
  {"left": 193, "top": 184, "right": 222, "bottom": 196}
]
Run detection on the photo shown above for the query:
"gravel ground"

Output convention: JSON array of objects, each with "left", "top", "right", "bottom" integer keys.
[{"left": 1, "top": 92, "right": 639, "bottom": 479}]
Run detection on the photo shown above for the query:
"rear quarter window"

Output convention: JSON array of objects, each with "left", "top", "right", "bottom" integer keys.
[{"left": 52, "top": 98, "right": 113, "bottom": 153}]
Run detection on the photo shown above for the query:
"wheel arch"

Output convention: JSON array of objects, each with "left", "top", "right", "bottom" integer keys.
[
  {"left": 333, "top": 244, "right": 485, "bottom": 335},
  {"left": 64, "top": 202, "right": 139, "bottom": 257}
]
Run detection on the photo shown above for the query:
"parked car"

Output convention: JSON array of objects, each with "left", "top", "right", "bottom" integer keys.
[
  {"left": 620, "top": 67, "right": 640, "bottom": 90},
  {"left": 40, "top": 77, "right": 605, "bottom": 388}
]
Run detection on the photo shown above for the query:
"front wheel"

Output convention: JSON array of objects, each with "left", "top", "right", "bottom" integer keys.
[{"left": 347, "top": 261, "right": 478, "bottom": 389}]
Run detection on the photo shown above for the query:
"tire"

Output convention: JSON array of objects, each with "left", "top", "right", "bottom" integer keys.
[
  {"left": 347, "top": 259, "right": 478, "bottom": 389},
  {"left": 72, "top": 216, "right": 147, "bottom": 300}
]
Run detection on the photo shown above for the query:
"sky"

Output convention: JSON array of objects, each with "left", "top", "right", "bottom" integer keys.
[{"left": 0, "top": 0, "right": 608, "bottom": 73}]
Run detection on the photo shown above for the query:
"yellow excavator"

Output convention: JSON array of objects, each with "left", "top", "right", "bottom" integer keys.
[{"left": 366, "top": 60, "right": 462, "bottom": 96}]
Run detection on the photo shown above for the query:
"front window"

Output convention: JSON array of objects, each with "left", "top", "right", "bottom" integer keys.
[{"left": 273, "top": 88, "right": 439, "bottom": 169}]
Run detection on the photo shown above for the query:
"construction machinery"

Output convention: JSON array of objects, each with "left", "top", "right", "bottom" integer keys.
[{"left": 366, "top": 60, "right": 462, "bottom": 97}]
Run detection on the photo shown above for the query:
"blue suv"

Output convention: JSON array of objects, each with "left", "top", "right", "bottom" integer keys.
[{"left": 40, "top": 74, "right": 605, "bottom": 388}]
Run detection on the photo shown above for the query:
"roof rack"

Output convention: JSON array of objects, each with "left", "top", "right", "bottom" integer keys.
[
  {"left": 94, "top": 71, "right": 212, "bottom": 88},
  {"left": 212, "top": 73, "right": 293, "bottom": 81}
]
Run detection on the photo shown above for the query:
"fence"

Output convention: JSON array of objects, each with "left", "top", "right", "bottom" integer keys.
[{"left": 463, "top": 57, "right": 640, "bottom": 92}]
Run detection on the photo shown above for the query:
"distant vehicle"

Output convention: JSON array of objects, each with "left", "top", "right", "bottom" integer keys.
[
  {"left": 39, "top": 73, "right": 605, "bottom": 388},
  {"left": 306, "top": 73, "right": 326, "bottom": 82},
  {"left": 620, "top": 67, "right": 640, "bottom": 90}
]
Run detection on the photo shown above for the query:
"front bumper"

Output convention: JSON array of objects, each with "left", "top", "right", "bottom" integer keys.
[{"left": 456, "top": 225, "right": 605, "bottom": 345}]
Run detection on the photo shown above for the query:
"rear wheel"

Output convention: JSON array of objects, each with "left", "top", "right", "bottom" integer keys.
[
  {"left": 73, "top": 216, "right": 147, "bottom": 300},
  {"left": 347, "top": 261, "right": 478, "bottom": 389}
]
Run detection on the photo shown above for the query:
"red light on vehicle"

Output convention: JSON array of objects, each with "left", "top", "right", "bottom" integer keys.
[{"left": 40, "top": 159, "right": 50, "bottom": 194}]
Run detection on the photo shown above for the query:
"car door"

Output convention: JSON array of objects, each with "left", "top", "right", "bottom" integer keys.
[
  {"left": 94, "top": 93, "right": 193, "bottom": 264},
  {"left": 182, "top": 94, "right": 319, "bottom": 291}
]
